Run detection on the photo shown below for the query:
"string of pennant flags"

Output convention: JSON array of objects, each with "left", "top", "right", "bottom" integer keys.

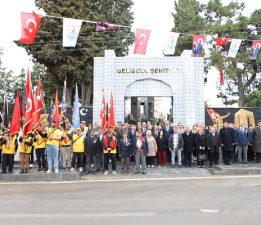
[{"left": 20, "top": 12, "right": 261, "bottom": 60}]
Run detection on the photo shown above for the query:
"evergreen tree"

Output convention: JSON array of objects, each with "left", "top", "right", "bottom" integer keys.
[{"left": 16, "top": 0, "right": 134, "bottom": 106}]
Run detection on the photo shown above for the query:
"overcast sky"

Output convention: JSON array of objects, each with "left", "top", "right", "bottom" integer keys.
[{"left": 0, "top": 0, "right": 259, "bottom": 106}]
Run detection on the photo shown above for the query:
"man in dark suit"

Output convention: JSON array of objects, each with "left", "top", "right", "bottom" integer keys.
[
  {"left": 182, "top": 126, "right": 195, "bottom": 167},
  {"left": 141, "top": 122, "right": 147, "bottom": 137},
  {"left": 128, "top": 124, "right": 137, "bottom": 141},
  {"left": 219, "top": 122, "right": 236, "bottom": 165},
  {"left": 162, "top": 120, "right": 173, "bottom": 140},
  {"left": 207, "top": 127, "right": 221, "bottom": 167}
]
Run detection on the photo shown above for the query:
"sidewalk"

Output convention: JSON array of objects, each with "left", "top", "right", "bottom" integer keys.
[{"left": 1, "top": 162, "right": 261, "bottom": 182}]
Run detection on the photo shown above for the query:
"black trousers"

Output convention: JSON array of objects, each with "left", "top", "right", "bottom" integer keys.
[
  {"left": 147, "top": 156, "right": 156, "bottom": 166},
  {"left": 2, "top": 154, "right": 14, "bottom": 173},
  {"left": 30, "top": 146, "right": 34, "bottom": 164},
  {"left": 0, "top": 149, "right": 2, "bottom": 165},
  {"left": 72, "top": 152, "right": 84, "bottom": 168},
  {"left": 223, "top": 151, "right": 232, "bottom": 165},
  {"left": 209, "top": 147, "right": 219, "bottom": 166},
  {"left": 86, "top": 154, "right": 97, "bottom": 172},
  {"left": 104, "top": 153, "right": 116, "bottom": 171},
  {"left": 184, "top": 151, "right": 192, "bottom": 167},
  {"left": 35, "top": 148, "right": 46, "bottom": 169}
]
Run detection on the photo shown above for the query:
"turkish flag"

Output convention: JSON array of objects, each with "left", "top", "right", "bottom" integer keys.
[
  {"left": 100, "top": 94, "right": 106, "bottom": 133},
  {"left": 23, "top": 70, "right": 35, "bottom": 136},
  {"left": 52, "top": 89, "right": 60, "bottom": 127},
  {"left": 10, "top": 91, "right": 22, "bottom": 136},
  {"left": 20, "top": 12, "right": 42, "bottom": 44},
  {"left": 133, "top": 28, "right": 151, "bottom": 55},
  {"left": 216, "top": 37, "right": 230, "bottom": 47},
  {"left": 108, "top": 93, "right": 115, "bottom": 130},
  {"left": 192, "top": 34, "right": 206, "bottom": 57}
]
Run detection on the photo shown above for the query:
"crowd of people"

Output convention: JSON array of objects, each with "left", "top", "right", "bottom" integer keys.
[{"left": 1, "top": 119, "right": 261, "bottom": 175}]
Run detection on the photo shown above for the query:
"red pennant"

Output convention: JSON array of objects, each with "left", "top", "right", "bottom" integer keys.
[
  {"left": 216, "top": 37, "right": 230, "bottom": 46},
  {"left": 219, "top": 64, "right": 224, "bottom": 85},
  {"left": 108, "top": 93, "right": 115, "bottom": 130},
  {"left": 10, "top": 91, "right": 22, "bottom": 136},
  {"left": 23, "top": 69, "right": 35, "bottom": 136},
  {"left": 19, "top": 12, "right": 42, "bottom": 44},
  {"left": 133, "top": 28, "right": 151, "bottom": 55},
  {"left": 52, "top": 89, "right": 60, "bottom": 128}
]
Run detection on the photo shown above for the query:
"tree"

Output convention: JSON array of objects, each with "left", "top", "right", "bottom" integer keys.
[
  {"left": 16, "top": 0, "right": 134, "bottom": 106},
  {"left": 245, "top": 88, "right": 261, "bottom": 107},
  {"left": 204, "top": 1, "right": 261, "bottom": 107},
  {"left": 171, "top": 0, "right": 261, "bottom": 107},
  {"left": 0, "top": 48, "right": 15, "bottom": 104},
  {"left": 171, "top": 0, "right": 205, "bottom": 56}
]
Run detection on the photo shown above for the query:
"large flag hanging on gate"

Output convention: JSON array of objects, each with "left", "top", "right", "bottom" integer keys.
[
  {"left": 227, "top": 39, "right": 242, "bottom": 58},
  {"left": 23, "top": 69, "right": 35, "bottom": 136},
  {"left": 10, "top": 91, "right": 22, "bottom": 136},
  {"left": 163, "top": 32, "right": 180, "bottom": 55},
  {"left": 192, "top": 34, "right": 206, "bottom": 57},
  {"left": 250, "top": 40, "right": 261, "bottom": 60},
  {"left": 63, "top": 18, "right": 82, "bottom": 47},
  {"left": 19, "top": 12, "right": 42, "bottom": 44},
  {"left": 52, "top": 89, "right": 60, "bottom": 128},
  {"left": 133, "top": 28, "right": 151, "bottom": 55},
  {"left": 108, "top": 93, "right": 115, "bottom": 130},
  {"left": 72, "top": 84, "right": 80, "bottom": 129}
]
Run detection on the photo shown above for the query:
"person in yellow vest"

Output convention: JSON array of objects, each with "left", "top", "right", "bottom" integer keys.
[
  {"left": 19, "top": 132, "right": 35, "bottom": 174},
  {"left": 34, "top": 125, "right": 48, "bottom": 172},
  {"left": 71, "top": 128, "right": 84, "bottom": 172},
  {"left": 0, "top": 131, "right": 3, "bottom": 167},
  {"left": 1, "top": 130, "right": 18, "bottom": 174},
  {"left": 45, "top": 121, "right": 62, "bottom": 174},
  {"left": 60, "top": 123, "right": 73, "bottom": 170}
]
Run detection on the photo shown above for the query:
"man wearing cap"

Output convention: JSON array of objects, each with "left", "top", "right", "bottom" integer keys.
[
  {"left": 118, "top": 131, "right": 132, "bottom": 173},
  {"left": 85, "top": 129, "right": 99, "bottom": 174},
  {"left": 45, "top": 121, "right": 62, "bottom": 173},
  {"left": 102, "top": 130, "right": 117, "bottom": 175}
]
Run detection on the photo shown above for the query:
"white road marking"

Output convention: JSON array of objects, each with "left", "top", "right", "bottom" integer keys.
[
  {"left": 200, "top": 209, "right": 219, "bottom": 213},
  {"left": 0, "top": 212, "right": 156, "bottom": 218},
  {"left": 0, "top": 175, "right": 261, "bottom": 185}
]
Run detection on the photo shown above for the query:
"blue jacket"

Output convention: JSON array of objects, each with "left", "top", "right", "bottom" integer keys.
[
  {"left": 236, "top": 128, "right": 250, "bottom": 146},
  {"left": 118, "top": 138, "right": 133, "bottom": 157},
  {"left": 132, "top": 137, "right": 148, "bottom": 155}
]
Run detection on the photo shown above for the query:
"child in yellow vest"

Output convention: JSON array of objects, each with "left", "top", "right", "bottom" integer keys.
[
  {"left": 19, "top": 132, "right": 34, "bottom": 174},
  {"left": 1, "top": 131, "right": 18, "bottom": 174},
  {"left": 71, "top": 128, "right": 84, "bottom": 172},
  {"left": 34, "top": 126, "right": 48, "bottom": 172}
]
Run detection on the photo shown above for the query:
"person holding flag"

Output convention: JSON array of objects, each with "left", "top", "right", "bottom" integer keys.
[
  {"left": 45, "top": 90, "right": 62, "bottom": 174},
  {"left": 18, "top": 131, "right": 35, "bottom": 174},
  {"left": 1, "top": 130, "right": 18, "bottom": 174}
]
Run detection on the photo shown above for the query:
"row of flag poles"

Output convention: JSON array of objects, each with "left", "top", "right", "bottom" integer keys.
[
  {"left": 0, "top": 68, "right": 86, "bottom": 137},
  {"left": 19, "top": 12, "right": 261, "bottom": 60},
  {"left": 100, "top": 93, "right": 115, "bottom": 133}
]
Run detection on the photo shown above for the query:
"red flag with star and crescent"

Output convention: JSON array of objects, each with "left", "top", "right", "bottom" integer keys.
[
  {"left": 23, "top": 69, "right": 35, "bottom": 136},
  {"left": 133, "top": 28, "right": 151, "bottom": 55},
  {"left": 20, "top": 12, "right": 42, "bottom": 44}
]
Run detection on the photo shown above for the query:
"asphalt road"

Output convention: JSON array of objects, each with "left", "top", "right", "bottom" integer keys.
[{"left": 0, "top": 176, "right": 261, "bottom": 225}]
